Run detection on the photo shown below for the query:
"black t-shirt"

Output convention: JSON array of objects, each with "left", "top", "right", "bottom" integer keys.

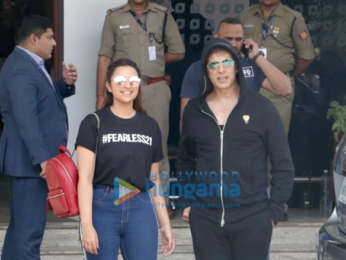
[{"left": 76, "top": 107, "right": 163, "bottom": 190}]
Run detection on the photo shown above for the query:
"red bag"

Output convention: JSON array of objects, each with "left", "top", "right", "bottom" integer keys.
[{"left": 46, "top": 146, "right": 79, "bottom": 218}]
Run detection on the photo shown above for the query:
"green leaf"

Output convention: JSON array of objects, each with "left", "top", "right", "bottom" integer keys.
[{"left": 327, "top": 100, "right": 346, "bottom": 142}]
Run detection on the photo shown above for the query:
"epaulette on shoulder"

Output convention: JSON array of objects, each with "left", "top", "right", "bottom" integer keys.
[
  {"left": 244, "top": 4, "right": 260, "bottom": 14},
  {"left": 151, "top": 2, "right": 169, "bottom": 13},
  {"left": 248, "top": 4, "right": 260, "bottom": 11},
  {"left": 281, "top": 4, "right": 302, "bottom": 18},
  {"left": 106, "top": 4, "right": 126, "bottom": 14}
]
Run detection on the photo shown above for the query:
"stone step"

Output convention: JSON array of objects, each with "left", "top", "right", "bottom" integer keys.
[
  {"left": 0, "top": 225, "right": 320, "bottom": 253},
  {"left": 29, "top": 252, "right": 318, "bottom": 260},
  {"left": 0, "top": 253, "right": 318, "bottom": 260}
]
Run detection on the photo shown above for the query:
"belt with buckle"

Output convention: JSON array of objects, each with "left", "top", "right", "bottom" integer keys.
[{"left": 141, "top": 75, "right": 171, "bottom": 86}]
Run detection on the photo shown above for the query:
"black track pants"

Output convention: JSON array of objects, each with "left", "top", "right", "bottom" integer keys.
[{"left": 190, "top": 209, "right": 273, "bottom": 260}]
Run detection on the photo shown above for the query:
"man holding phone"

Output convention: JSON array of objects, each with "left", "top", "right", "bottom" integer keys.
[
  {"left": 240, "top": 0, "right": 315, "bottom": 133},
  {"left": 180, "top": 17, "right": 292, "bottom": 129}
]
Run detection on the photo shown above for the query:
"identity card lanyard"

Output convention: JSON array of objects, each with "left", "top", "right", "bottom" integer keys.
[
  {"left": 260, "top": 15, "right": 274, "bottom": 59},
  {"left": 129, "top": 10, "right": 157, "bottom": 61},
  {"left": 129, "top": 9, "right": 147, "bottom": 31},
  {"left": 262, "top": 18, "right": 275, "bottom": 40}
]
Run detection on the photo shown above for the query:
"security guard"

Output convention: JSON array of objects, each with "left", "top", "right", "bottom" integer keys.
[
  {"left": 240, "top": 0, "right": 315, "bottom": 132},
  {"left": 96, "top": 0, "right": 185, "bottom": 189}
]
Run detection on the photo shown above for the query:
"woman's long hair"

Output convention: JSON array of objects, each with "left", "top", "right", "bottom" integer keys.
[{"left": 104, "top": 58, "right": 145, "bottom": 113}]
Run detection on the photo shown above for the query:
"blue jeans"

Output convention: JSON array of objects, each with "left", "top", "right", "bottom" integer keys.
[{"left": 83, "top": 187, "right": 158, "bottom": 260}]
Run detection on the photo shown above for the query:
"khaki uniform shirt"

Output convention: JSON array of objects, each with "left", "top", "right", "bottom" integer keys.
[
  {"left": 99, "top": 2, "right": 185, "bottom": 77},
  {"left": 240, "top": 4, "right": 315, "bottom": 74}
]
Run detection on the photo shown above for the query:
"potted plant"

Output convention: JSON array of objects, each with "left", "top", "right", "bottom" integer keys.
[{"left": 327, "top": 101, "right": 346, "bottom": 142}]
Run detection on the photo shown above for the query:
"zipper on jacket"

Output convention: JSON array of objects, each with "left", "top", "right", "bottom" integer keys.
[
  {"left": 220, "top": 128, "right": 225, "bottom": 227},
  {"left": 201, "top": 109, "right": 226, "bottom": 227}
]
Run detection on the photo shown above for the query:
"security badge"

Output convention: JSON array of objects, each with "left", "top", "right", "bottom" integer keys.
[
  {"left": 148, "top": 33, "right": 157, "bottom": 61},
  {"left": 242, "top": 115, "right": 250, "bottom": 124},
  {"left": 259, "top": 47, "right": 267, "bottom": 59},
  {"left": 148, "top": 46, "right": 157, "bottom": 61}
]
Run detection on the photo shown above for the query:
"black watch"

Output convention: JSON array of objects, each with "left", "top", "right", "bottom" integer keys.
[{"left": 253, "top": 51, "right": 264, "bottom": 62}]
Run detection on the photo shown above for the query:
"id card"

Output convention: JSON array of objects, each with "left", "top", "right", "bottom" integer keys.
[
  {"left": 259, "top": 47, "right": 267, "bottom": 59},
  {"left": 148, "top": 46, "right": 157, "bottom": 61}
]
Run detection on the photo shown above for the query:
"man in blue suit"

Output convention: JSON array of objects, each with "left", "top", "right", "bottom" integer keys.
[{"left": 0, "top": 15, "right": 78, "bottom": 259}]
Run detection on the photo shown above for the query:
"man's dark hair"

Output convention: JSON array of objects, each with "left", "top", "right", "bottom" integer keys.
[
  {"left": 217, "top": 17, "right": 243, "bottom": 31},
  {"left": 17, "top": 15, "right": 53, "bottom": 44}
]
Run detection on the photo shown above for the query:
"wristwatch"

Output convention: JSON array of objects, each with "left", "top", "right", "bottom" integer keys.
[{"left": 253, "top": 50, "right": 264, "bottom": 62}]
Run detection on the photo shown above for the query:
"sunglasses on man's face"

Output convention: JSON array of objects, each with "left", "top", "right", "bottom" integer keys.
[
  {"left": 207, "top": 58, "right": 235, "bottom": 70},
  {"left": 113, "top": 75, "right": 141, "bottom": 86}
]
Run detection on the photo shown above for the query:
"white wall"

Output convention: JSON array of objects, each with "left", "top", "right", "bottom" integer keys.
[{"left": 63, "top": 0, "right": 127, "bottom": 151}]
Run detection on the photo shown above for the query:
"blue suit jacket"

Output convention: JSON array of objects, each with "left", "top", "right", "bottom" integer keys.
[{"left": 0, "top": 47, "right": 75, "bottom": 177}]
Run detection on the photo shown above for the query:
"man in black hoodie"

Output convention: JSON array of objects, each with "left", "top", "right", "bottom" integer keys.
[{"left": 177, "top": 38, "right": 294, "bottom": 260}]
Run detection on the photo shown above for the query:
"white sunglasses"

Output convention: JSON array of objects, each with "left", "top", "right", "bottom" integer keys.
[{"left": 113, "top": 75, "right": 141, "bottom": 86}]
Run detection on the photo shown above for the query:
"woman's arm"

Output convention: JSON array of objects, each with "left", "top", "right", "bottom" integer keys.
[
  {"left": 77, "top": 145, "right": 99, "bottom": 255},
  {"left": 149, "top": 162, "right": 175, "bottom": 256}
]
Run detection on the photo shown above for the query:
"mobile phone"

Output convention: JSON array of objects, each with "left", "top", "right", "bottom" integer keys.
[
  {"left": 241, "top": 44, "right": 249, "bottom": 57},
  {"left": 241, "top": 43, "right": 254, "bottom": 58}
]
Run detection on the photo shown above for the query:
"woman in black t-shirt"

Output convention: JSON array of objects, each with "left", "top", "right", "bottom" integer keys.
[{"left": 76, "top": 59, "right": 175, "bottom": 259}]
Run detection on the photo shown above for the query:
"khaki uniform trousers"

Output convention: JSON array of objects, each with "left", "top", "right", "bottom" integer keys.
[
  {"left": 260, "top": 76, "right": 295, "bottom": 134},
  {"left": 261, "top": 77, "right": 295, "bottom": 191},
  {"left": 141, "top": 80, "right": 171, "bottom": 191}
]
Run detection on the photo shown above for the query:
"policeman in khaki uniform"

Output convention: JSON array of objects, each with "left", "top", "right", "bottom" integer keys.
[
  {"left": 240, "top": 0, "right": 315, "bottom": 132},
  {"left": 97, "top": 0, "right": 185, "bottom": 189}
]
